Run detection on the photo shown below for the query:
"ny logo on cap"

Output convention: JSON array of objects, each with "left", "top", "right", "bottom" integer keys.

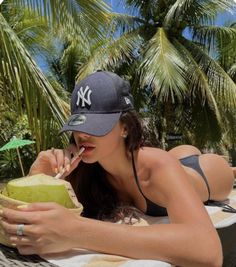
[{"left": 76, "top": 86, "right": 92, "bottom": 107}]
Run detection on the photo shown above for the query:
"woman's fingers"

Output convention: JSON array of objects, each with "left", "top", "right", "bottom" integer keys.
[
  {"left": 58, "top": 145, "right": 83, "bottom": 177},
  {"left": 1, "top": 203, "right": 60, "bottom": 223},
  {"left": 1, "top": 203, "right": 61, "bottom": 234},
  {"left": 1, "top": 209, "right": 35, "bottom": 224},
  {"left": 10, "top": 235, "right": 33, "bottom": 246},
  {"left": 29, "top": 144, "right": 82, "bottom": 178},
  {"left": 17, "top": 245, "right": 37, "bottom": 255},
  {"left": 50, "top": 148, "right": 75, "bottom": 176},
  {"left": 17, "top": 202, "right": 61, "bottom": 212},
  {"left": 1, "top": 204, "right": 78, "bottom": 255},
  {"left": 28, "top": 149, "right": 59, "bottom": 176},
  {"left": 64, "top": 149, "right": 72, "bottom": 172},
  {"left": 1, "top": 219, "right": 33, "bottom": 236},
  {"left": 51, "top": 148, "right": 66, "bottom": 174}
]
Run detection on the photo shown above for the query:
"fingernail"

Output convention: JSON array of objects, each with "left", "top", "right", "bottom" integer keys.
[
  {"left": 59, "top": 166, "right": 64, "bottom": 173},
  {"left": 0, "top": 210, "right": 3, "bottom": 216},
  {"left": 17, "top": 205, "right": 28, "bottom": 209},
  {"left": 55, "top": 168, "right": 58, "bottom": 174},
  {"left": 11, "top": 243, "right": 17, "bottom": 247},
  {"left": 66, "top": 164, "right": 70, "bottom": 172}
]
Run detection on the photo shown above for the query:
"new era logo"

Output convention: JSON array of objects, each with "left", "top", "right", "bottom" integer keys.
[
  {"left": 124, "top": 97, "right": 131, "bottom": 105},
  {"left": 76, "top": 86, "right": 92, "bottom": 107}
]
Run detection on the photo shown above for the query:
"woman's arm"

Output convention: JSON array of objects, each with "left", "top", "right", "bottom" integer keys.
[
  {"left": 74, "top": 152, "right": 222, "bottom": 267},
  {"left": 1, "top": 152, "right": 222, "bottom": 267},
  {"left": 76, "top": 214, "right": 221, "bottom": 267},
  {"left": 1, "top": 194, "right": 221, "bottom": 267}
]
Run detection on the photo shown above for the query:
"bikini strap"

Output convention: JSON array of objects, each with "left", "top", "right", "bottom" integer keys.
[
  {"left": 131, "top": 151, "right": 147, "bottom": 200},
  {"left": 131, "top": 151, "right": 168, "bottom": 216},
  {"left": 195, "top": 157, "right": 211, "bottom": 201}
]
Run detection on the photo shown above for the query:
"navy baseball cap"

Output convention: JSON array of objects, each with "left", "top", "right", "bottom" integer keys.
[{"left": 60, "top": 71, "right": 134, "bottom": 136}]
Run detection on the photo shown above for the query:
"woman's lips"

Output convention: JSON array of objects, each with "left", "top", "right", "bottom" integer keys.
[
  {"left": 80, "top": 144, "right": 95, "bottom": 154},
  {"left": 84, "top": 146, "right": 95, "bottom": 151}
]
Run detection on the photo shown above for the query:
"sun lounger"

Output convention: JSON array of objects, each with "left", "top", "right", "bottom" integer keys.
[{"left": 0, "top": 189, "right": 236, "bottom": 267}]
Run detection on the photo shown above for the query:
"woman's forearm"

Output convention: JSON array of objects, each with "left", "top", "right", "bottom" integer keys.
[{"left": 74, "top": 217, "right": 222, "bottom": 267}]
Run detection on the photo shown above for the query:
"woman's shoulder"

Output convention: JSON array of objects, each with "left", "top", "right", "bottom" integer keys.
[
  {"left": 136, "top": 147, "right": 184, "bottom": 205},
  {"left": 137, "top": 147, "right": 183, "bottom": 181},
  {"left": 138, "top": 146, "right": 178, "bottom": 167}
]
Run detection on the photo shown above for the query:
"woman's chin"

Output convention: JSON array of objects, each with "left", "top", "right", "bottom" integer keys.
[{"left": 81, "top": 158, "right": 97, "bottom": 164}]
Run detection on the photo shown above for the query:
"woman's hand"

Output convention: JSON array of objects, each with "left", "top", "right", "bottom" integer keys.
[
  {"left": 1, "top": 203, "right": 82, "bottom": 255},
  {"left": 28, "top": 144, "right": 82, "bottom": 179}
]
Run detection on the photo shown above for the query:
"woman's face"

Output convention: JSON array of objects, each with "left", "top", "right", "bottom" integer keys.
[{"left": 73, "top": 121, "right": 126, "bottom": 163}]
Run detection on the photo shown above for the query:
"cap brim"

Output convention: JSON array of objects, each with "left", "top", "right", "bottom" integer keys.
[{"left": 59, "top": 112, "right": 121, "bottom": 136}]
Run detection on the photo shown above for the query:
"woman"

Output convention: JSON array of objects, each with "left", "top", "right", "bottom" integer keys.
[{"left": 1, "top": 71, "right": 234, "bottom": 267}]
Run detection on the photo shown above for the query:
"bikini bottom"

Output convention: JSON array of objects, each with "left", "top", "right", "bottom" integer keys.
[{"left": 179, "top": 154, "right": 210, "bottom": 201}]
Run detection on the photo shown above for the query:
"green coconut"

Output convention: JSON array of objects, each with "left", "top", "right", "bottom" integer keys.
[
  {"left": 0, "top": 174, "right": 83, "bottom": 247},
  {"left": 2, "top": 174, "right": 81, "bottom": 209}
]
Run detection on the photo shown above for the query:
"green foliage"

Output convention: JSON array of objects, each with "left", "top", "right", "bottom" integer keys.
[
  {"left": 0, "top": 0, "right": 110, "bottom": 153},
  {"left": 76, "top": 0, "right": 236, "bottom": 149},
  {"left": 0, "top": 115, "right": 36, "bottom": 180},
  {"left": 0, "top": 0, "right": 236, "bottom": 162}
]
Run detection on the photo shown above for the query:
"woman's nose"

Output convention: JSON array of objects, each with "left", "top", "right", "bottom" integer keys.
[{"left": 74, "top": 132, "right": 91, "bottom": 140}]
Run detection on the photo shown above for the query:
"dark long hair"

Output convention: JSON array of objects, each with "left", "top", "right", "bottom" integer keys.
[{"left": 66, "top": 110, "right": 144, "bottom": 222}]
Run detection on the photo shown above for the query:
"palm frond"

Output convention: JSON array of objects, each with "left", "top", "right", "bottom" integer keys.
[
  {"left": 164, "top": 0, "right": 198, "bottom": 26},
  {"left": 228, "top": 64, "right": 236, "bottom": 81},
  {"left": 173, "top": 38, "right": 221, "bottom": 123},
  {"left": 116, "top": 0, "right": 141, "bottom": 17},
  {"left": 140, "top": 27, "right": 187, "bottom": 102},
  {"left": 109, "top": 12, "right": 144, "bottom": 35},
  {"left": 0, "top": 13, "right": 69, "bottom": 151},
  {"left": 76, "top": 28, "right": 142, "bottom": 81},
  {"left": 13, "top": 0, "right": 110, "bottom": 29},
  {"left": 16, "top": 20, "right": 49, "bottom": 56},
  {"left": 164, "top": 0, "right": 235, "bottom": 27},
  {"left": 191, "top": 25, "right": 236, "bottom": 52},
  {"left": 222, "top": 110, "right": 236, "bottom": 146},
  {"left": 60, "top": 41, "right": 85, "bottom": 92},
  {"left": 8, "top": 0, "right": 110, "bottom": 48},
  {"left": 202, "top": 0, "right": 236, "bottom": 14},
  {"left": 1, "top": 2, "right": 50, "bottom": 56},
  {"left": 184, "top": 100, "right": 223, "bottom": 147},
  {"left": 217, "top": 23, "right": 236, "bottom": 70},
  {"left": 0, "top": 76, "right": 4, "bottom": 95},
  {"left": 181, "top": 37, "right": 236, "bottom": 110}
]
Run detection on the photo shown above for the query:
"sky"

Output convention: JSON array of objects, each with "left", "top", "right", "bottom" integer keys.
[
  {"left": 107, "top": 0, "right": 236, "bottom": 41},
  {"left": 107, "top": 0, "right": 236, "bottom": 26}
]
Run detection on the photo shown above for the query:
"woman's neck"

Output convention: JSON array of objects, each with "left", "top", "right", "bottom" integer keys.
[{"left": 99, "top": 147, "right": 137, "bottom": 186}]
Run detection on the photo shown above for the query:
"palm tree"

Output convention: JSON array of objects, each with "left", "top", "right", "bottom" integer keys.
[
  {"left": 216, "top": 22, "right": 236, "bottom": 164},
  {"left": 77, "top": 0, "right": 236, "bottom": 149},
  {"left": 0, "top": 0, "right": 109, "bottom": 153}
]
